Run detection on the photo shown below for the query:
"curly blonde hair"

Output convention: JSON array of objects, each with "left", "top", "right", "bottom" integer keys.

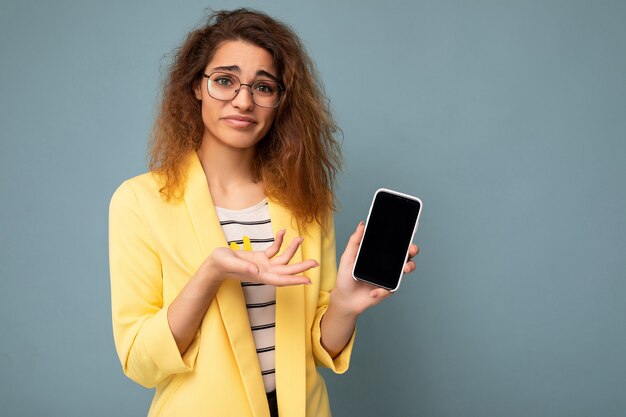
[{"left": 148, "top": 8, "right": 342, "bottom": 228}]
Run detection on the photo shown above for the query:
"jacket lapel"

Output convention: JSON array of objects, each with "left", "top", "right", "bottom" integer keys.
[
  {"left": 182, "top": 152, "right": 269, "bottom": 416},
  {"left": 268, "top": 201, "right": 306, "bottom": 417}
]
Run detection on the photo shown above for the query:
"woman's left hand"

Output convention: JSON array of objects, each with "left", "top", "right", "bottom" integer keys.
[{"left": 331, "top": 221, "right": 420, "bottom": 316}]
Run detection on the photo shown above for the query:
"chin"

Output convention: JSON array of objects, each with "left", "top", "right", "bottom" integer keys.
[
  {"left": 226, "top": 129, "right": 267, "bottom": 147},
  {"left": 224, "top": 135, "right": 264, "bottom": 150}
]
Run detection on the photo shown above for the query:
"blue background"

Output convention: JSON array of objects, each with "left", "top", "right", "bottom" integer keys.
[{"left": 1, "top": 1, "right": 625, "bottom": 416}]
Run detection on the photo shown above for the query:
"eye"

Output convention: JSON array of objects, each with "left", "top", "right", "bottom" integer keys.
[
  {"left": 213, "top": 74, "right": 236, "bottom": 87},
  {"left": 253, "top": 81, "right": 276, "bottom": 94}
]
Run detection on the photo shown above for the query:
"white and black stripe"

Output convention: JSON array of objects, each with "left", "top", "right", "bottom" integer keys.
[
  {"left": 241, "top": 282, "right": 265, "bottom": 287},
  {"left": 226, "top": 237, "right": 275, "bottom": 245},
  {"left": 252, "top": 323, "right": 275, "bottom": 331},
  {"left": 215, "top": 198, "right": 277, "bottom": 393},
  {"left": 220, "top": 219, "right": 271, "bottom": 226},
  {"left": 246, "top": 300, "right": 276, "bottom": 309},
  {"left": 256, "top": 346, "right": 275, "bottom": 354}
]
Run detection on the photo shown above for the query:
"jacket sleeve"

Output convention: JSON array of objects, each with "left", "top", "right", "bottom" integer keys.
[
  {"left": 109, "top": 181, "right": 200, "bottom": 388},
  {"left": 310, "top": 216, "right": 356, "bottom": 374}
]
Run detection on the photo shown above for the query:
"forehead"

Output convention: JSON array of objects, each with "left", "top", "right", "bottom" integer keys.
[{"left": 206, "top": 40, "right": 276, "bottom": 76}]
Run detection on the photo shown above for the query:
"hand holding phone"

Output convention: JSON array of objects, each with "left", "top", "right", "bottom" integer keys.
[{"left": 352, "top": 188, "right": 422, "bottom": 292}]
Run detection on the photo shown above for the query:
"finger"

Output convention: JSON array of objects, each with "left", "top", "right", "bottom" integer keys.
[
  {"left": 408, "top": 244, "right": 419, "bottom": 258},
  {"left": 264, "top": 229, "right": 286, "bottom": 258},
  {"left": 370, "top": 288, "right": 392, "bottom": 300},
  {"left": 259, "top": 272, "right": 311, "bottom": 287},
  {"left": 403, "top": 261, "right": 416, "bottom": 274},
  {"left": 271, "top": 236, "right": 304, "bottom": 265},
  {"left": 271, "top": 259, "right": 319, "bottom": 275},
  {"left": 340, "top": 221, "right": 365, "bottom": 263}
]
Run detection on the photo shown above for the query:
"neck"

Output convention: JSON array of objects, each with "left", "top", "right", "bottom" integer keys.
[
  {"left": 196, "top": 137, "right": 256, "bottom": 188},
  {"left": 196, "top": 135, "right": 266, "bottom": 210}
]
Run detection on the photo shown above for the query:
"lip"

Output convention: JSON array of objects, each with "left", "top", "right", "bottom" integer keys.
[{"left": 221, "top": 114, "right": 257, "bottom": 128}]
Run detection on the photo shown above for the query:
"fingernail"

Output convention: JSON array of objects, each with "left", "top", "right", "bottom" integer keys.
[{"left": 306, "top": 280, "right": 312, "bottom": 285}]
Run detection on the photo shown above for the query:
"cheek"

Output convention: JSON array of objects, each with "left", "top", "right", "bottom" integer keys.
[
  {"left": 257, "top": 119, "right": 275, "bottom": 141},
  {"left": 200, "top": 102, "right": 219, "bottom": 129},
  {"left": 259, "top": 112, "right": 277, "bottom": 132}
]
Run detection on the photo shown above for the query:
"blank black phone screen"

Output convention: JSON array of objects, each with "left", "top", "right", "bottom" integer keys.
[{"left": 353, "top": 191, "right": 421, "bottom": 289}]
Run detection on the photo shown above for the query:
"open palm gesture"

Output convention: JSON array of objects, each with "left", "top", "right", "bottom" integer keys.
[{"left": 208, "top": 229, "right": 318, "bottom": 286}]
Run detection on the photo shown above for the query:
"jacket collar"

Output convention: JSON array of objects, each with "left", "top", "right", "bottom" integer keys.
[{"left": 183, "top": 152, "right": 306, "bottom": 417}]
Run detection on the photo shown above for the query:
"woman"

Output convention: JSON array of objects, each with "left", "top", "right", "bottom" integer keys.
[{"left": 109, "top": 8, "right": 418, "bottom": 417}]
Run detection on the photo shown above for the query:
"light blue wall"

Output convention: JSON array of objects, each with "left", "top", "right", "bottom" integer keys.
[{"left": 1, "top": 1, "right": 625, "bottom": 416}]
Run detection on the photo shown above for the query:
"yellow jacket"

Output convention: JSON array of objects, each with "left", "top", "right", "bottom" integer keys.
[{"left": 109, "top": 152, "right": 355, "bottom": 417}]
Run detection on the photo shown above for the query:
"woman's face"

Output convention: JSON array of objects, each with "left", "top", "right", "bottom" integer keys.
[{"left": 195, "top": 40, "right": 278, "bottom": 151}]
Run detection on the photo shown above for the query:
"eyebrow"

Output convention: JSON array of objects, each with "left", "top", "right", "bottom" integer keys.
[{"left": 210, "top": 65, "right": 280, "bottom": 82}]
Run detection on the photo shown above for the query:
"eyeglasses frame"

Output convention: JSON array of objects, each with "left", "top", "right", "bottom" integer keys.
[{"left": 202, "top": 72, "right": 284, "bottom": 109}]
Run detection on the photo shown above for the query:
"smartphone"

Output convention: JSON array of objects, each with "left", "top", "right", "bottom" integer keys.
[{"left": 352, "top": 188, "right": 422, "bottom": 292}]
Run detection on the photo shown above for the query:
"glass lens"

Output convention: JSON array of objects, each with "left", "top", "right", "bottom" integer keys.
[
  {"left": 250, "top": 80, "right": 281, "bottom": 108},
  {"left": 207, "top": 72, "right": 282, "bottom": 108},
  {"left": 207, "top": 72, "right": 239, "bottom": 101}
]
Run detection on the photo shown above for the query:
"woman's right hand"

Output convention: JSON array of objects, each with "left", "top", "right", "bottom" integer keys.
[{"left": 202, "top": 230, "right": 317, "bottom": 287}]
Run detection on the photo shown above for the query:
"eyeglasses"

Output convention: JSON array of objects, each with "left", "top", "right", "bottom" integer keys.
[{"left": 203, "top": 72, "right": 284, "bottom": 109}]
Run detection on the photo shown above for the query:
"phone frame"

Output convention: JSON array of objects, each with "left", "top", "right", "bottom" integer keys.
[{"left": 351, "top": 188, "right": 422, "bottom": 292}]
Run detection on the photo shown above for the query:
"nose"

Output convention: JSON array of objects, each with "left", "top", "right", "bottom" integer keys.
[{"left": 231, "top": 83, "right": 254, "bottom": 110}]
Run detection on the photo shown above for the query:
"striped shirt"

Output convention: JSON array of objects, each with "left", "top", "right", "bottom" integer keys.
[{"left": 215, "top": 199, "right": 276, "bottom": 393}]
